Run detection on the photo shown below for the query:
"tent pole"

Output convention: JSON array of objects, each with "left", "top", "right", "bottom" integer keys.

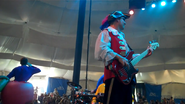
[
  {"left": 85, "top": 0, "right": 92, "bottom": 89},
  {"left": 72, "top": 0, "right": 86, "bottom": 85}
]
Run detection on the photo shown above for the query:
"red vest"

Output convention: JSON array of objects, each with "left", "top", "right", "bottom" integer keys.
[{"left": 104, "top": 30, "right": 127, "bottom": 81}]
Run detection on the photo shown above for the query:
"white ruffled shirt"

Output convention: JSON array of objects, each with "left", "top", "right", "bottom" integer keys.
[{"left": 94, "top": 26, "right": 132, "bottom": 66}]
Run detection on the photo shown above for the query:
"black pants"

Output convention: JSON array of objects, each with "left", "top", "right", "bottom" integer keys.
[{"left": 103, "top": 78, "right": 132, "bottom": 104}]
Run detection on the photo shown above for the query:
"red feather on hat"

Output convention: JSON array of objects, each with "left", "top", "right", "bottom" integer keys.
[{"left": 101, "top": 15, "right": 109, "bottom": 25}]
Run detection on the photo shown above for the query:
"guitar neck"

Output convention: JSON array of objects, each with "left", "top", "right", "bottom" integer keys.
[{"left": 131, "top": 49, "right": 148, "bottom": 66}]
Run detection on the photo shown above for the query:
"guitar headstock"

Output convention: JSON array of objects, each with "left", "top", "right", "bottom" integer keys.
[{"left": 149, "top": 40, "right": 159, "bottom": 50}]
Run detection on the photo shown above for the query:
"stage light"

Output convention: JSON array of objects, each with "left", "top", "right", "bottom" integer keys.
[
  {"left": 141, "top": 8, "right": 145, "bottom": 10},
  {"left": 129, "top": 10, "right": 134, "bottom": 15},
  {"left": 161, "top": 1, "right": 166, "bottom": 6},
  {"left": 172, "top": 0, "right": 176, "bottom": 3},
  {"left": 151, "top": 4, "right": 156, "bottom": 8}
]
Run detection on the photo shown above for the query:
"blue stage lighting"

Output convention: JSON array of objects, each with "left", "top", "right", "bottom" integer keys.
[
  {"left": 142, "top": 8, "right": 145, "bottom": 10},
  {"left": 152, "top": 4, "right": 156, "bottom": 8},
  {"left": 172, "top": 0, "right": 176, "bottom": 3},
  {"left": 161, "top": 1, "right": 166, "bottom": 6}
]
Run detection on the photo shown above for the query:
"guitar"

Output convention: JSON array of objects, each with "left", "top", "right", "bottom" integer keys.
[{"left": 107, "top": 40, "right": 160, "bottom": 85}]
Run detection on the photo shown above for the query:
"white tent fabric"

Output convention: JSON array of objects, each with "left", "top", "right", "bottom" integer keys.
[
  {"left": 0, "top": 0, "right": 185, "bottom": 92},
  {"left": 162, "top": 83, "right": 185, "bottom": 98}
]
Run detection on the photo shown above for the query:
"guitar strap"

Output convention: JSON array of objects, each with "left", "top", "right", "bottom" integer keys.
[{"left": 127, "top": 43, "right": 133, "bottom": 51}]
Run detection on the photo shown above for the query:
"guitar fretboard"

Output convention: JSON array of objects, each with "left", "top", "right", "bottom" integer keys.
[{"left": 131, "top": 49, "right": 149, "bottom": 66}]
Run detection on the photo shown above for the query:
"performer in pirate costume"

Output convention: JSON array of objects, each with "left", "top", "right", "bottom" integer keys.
[{"left": 94, "top": 11, "right": 153, "bottom": 104}]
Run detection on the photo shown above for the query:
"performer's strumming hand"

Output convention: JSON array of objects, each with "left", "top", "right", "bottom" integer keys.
[{"left": 115, "top": 55, "right": 129, "bottom": 68}]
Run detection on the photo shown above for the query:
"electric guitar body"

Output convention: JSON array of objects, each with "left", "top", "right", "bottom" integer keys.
[{"left": 107, "top": 40, "right": 160, "bottom": 85}]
